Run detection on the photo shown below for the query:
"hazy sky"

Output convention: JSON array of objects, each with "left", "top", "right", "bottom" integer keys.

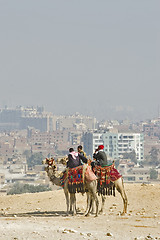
[{"left": 0, "top": 1, "right": 160, "bottom": 121}]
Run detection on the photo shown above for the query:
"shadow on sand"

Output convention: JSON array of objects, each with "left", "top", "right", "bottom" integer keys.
[{"left": 0, "top": 210, "right": 84, "bottom": 218}]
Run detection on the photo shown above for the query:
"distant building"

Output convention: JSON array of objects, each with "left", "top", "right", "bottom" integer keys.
[
  {"left": 29, "top": 129, "right": 70, "bottom": 145},
  {"left": 143, "top": 123, "right": 160, "bottom": 137},
  {"left": 102, "top": 131, "right": 119, "bottom": 159},
  {"left": 0, "top": 106, "right": 56, "bottom": 132},
  {"left": 82, "top": 130, "right": 144, "bottom": 162},
  {"left": 118, "top": 133, "right": 144, "bottom": 162},
  {"left": 0, "top": 107, "right": 22, "bottom": 131},
  {"left": 0, "top": 173, "right": 5, "bottom": 185},
  {"left": 0, "top": 107, "right": 96, "bottom": 133},
  {"left": 122, "top": 167, "right": 150, "bottom": 183},
  {"left": 56, "top": 113, "right": 97, "bottom": 131},
  {"left": 82, "top": 132, "right": 94, "bottom": 158}
]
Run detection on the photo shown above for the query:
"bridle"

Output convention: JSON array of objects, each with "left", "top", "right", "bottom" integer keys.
[{"left": 45, "top": 158, "right": 57, "bottom": 170}]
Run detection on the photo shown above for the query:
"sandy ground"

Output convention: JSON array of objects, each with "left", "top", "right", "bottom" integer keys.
[{"left": 0, "top": 183, "right": 160, "bottom": 240}]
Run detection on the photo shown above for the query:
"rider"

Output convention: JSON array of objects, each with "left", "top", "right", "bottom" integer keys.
[
  {"left": 92, "top": 144, "right": 108, "bottom": 167},
  {"left": 77, "top": 145, "right": 87, "bottom": 158},
  {"left": 67, "top": 148, "right": 88, "bottom": 168},
  {"left": 77, "top": 145, "right": 87, "bottom": 165}
]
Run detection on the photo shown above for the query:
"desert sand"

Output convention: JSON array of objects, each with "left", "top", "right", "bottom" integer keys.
[{"left": 0, "top": 183, "right": 160, "bottom": 240}]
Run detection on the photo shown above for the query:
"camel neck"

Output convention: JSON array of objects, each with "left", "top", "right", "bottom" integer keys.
[{"left": 48, "top": 171, "right": 62, "bottom": 187}]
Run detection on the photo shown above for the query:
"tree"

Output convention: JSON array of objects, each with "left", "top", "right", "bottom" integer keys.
[
  {"left": 149, "top": 147, "right": 160, "bottom": 166},
  {"left": 114, "top": 159, "right": 120, "bottom": 168},
  {"left": 149, "top": 168, "right": 158, "bottom": 180},
  {"left": 7, "top": 183, "right": 51, "bottom": 195},
  {"left": 24, "top": 152, "right": 44, "bottom": 169},
  {"left": 122, "top": 150, "right": 137, "bottom": 164},
  {"left": 23, "top": 150, "right": 31, "bottom": 159}
]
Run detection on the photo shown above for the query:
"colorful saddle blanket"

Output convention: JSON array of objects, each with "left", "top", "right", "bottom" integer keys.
[
  {"left": 60, "top": 165, "right": 97, "bottom": 194},
  {"left": 60, "top": 164, "right": 121, "bottom": 195},
  {"left": 60, "top": 165, "right": 85, "bottom": 194},
  {"left": 93, "top": 164, "right": 122, "bottom": 196}
]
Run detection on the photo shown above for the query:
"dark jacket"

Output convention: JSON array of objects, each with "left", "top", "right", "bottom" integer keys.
[
  {"left": 67, "top": 153, "right": 87, "bottom": 168},
  {"left": 93, "top": 150, "right": 108, "bottom": 166}
]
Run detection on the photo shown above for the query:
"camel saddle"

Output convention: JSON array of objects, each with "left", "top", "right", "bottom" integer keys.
[
  {"left": 60, "top": 164, "right": 97, "bottom": 194},
  {"left": 93, "top": 163, "right": 122, "bottom": 196}
]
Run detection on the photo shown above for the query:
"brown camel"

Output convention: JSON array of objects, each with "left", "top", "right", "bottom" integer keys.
[
  {"left": 42, "top": 158, "right": 99, "bottom": 217},
  {"left": 59, "top": 157, "right": 127, "bottom": 215}
]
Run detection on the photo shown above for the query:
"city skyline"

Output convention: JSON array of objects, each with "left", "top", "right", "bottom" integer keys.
[
  {"left": 0, "top": 104, "right": 160, "bottom": 123},
  {"left": 0, "top": 1, "right": 160, "bottom": 121}
]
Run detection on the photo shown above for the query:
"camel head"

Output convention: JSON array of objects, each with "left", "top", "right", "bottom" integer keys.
[
  {"left": 42, "top": 157, "right": 56, "bottom": 165},
  {"left": 42, "top": 158, "right": 57, "bottom": 173},
  {"left": 58, "top": 156, "right": 68, "bottom": 166},
  {"left": 42, "top": 158, "right": 62, "bottom": 186}
]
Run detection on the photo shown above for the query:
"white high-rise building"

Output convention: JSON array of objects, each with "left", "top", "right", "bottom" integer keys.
[
  {"left": 83, "top": 131, "right": 144, "bottom": 162},
  {"left": 117, "top": 133, "right": 144, "bottom": 162}
]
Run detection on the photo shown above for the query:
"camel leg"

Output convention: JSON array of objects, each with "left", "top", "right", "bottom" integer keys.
[
  {"left": 69, "top": 194, "right": 73, "bottom": 213},
  {"left": 73, "top": 194, "right": 76, "bottom": 215},
  {"left": 84, "top": 192, "right": 90, "bottom": 216},
  {"left": 89, "top": 196, "right": 98, "bottom": 214},
  {"left": 99, "top": 195, "right": 106, "bottom": 214},
  {"left": 85, "top": 192, "right": 97, "bottom": 215},
  {"left": 64, "top": 182, "right": 70, "bottom": 215},
  {"left": 91, "top": 191, "right": 99, "bottom": 217},
  {"left": 90, "top": 195, "right": 95, "bottom": 214},
  {"left": 86, "top": 181, "right": 99, "bottom": 217},
  {"left": 114, "top": 177, "right": 128, "bottom": 215},
  {"left": 84, "top": 193, "right": 92, "bottom": 216},
  {"left": 64, "top": 190, "right": 69, "bottom": 215},
  {"left": 70, "top": 193, "right": 76, "bottom": 216}
]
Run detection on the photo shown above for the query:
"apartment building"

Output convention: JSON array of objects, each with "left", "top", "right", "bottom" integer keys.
[
  {"left": 29, "top": 129, "right": 69, "bottom": 145},
  {"left": 102, "top": 132, "right": 119, "bottom": 159},
  {"left": 143, "top": 123, "right": 160, "bottom": 137},
  {"left": 83, "top": 130, "right": 144, "bottom": 162},
  {"left": 118, "top": 133, "right": 144, "bottom": 161},
  {"left": 0, "top": 142, "right": 14, "bottom": 159}
]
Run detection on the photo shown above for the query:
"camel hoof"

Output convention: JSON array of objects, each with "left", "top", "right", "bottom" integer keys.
[
  {"left": 99, "top": 210, "right": 103, "bottom": 215},
  {"left": 76, "top": 208, "right": 81, "bottom": 213},
  {"left": 94, "top": 214, "right": 98, "bottom": 217},
  {"left": 85, "top": 213, "right": 90, "bottom": 217},
  {"left": 66, "top": 212, "right": 69, "bottom": 216},
  {"left": 120, "top": 212, "right": 125, "bottom": 216}
]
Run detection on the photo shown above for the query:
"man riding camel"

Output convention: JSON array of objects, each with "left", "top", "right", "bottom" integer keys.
[
  {"left": 92, "top": 144, "right": 108, "bottom": 167},
  {"left": 77, "top": 145, "right": 87, "bottom": 158},
  {"left": 77, "top": 145, "right": 87, "bottom": 164},
  {"left": 67, "top": 148, "right": 88, "bottom": 168}
]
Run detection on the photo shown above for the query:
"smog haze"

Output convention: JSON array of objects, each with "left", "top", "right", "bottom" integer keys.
[{"left": 0, "top": 0, "right": 160, "bottom": 121}]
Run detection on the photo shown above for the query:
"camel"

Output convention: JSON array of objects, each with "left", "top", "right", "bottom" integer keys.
[
  {"left": 59, "top": 157, "right": 127, "bottom": 215},
  {"left": 42, "top": 158, "right": 99, "bottom": 217}
]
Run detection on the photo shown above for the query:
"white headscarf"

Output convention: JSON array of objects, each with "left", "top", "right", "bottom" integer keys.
[{"left": 69, "top": 151, "right": 78, "bottom": 159}]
